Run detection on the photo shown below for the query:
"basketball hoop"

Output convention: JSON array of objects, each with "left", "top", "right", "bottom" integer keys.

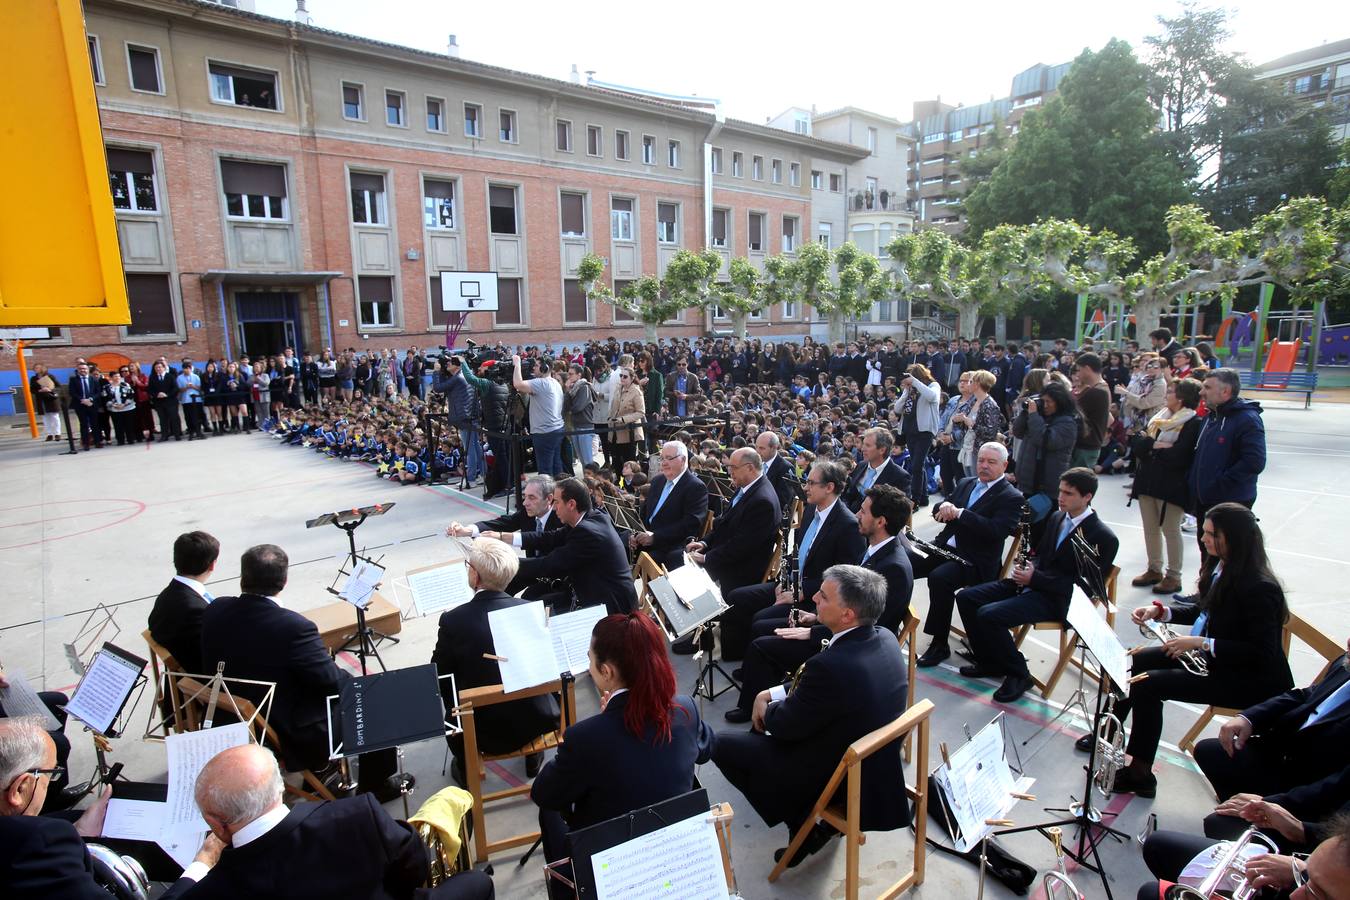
[{"left": 0, "top": 339, "right": 20, "bottom": 360}]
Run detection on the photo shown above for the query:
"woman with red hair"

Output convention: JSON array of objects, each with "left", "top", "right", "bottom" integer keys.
[{"left": 532, "top": 612, "right": 712, "bottom": 880}]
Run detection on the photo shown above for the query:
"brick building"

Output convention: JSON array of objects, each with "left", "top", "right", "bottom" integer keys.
[{"left": 1255, "top": 38, "right": 1350, "bottom": 144}]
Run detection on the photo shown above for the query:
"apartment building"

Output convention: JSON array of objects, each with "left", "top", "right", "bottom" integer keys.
[
  {"left": 1256, "top": 38, "right": 1350, "bottom": 143},
  {"left": 37, "top": 0, "right": 865, "bottom": 370}
]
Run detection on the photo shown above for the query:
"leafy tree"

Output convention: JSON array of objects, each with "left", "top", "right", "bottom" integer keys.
[
  {"left": 954, "top": 114, "right": 1010, "bottom": 222},
  {"left": 707, "top": 257, "right": 769, "bottom": 339},
  {"left": 776, "top": 241, "right": 891, "bottom": 343},
  {"left": 1145, "top": 1, "right": 1237, "bottom": 175},
  {"left": 578, "top": 249, "right": 721, "bottom": 341},
  {"left": 963, "top": 39, "right": 1192, "bottom": 255},
  {"left": 1330, "top": 141, "right": 1350, "bottom": 207}
]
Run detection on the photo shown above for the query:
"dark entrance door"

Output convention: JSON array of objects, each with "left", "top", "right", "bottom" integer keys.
[
  {"left": 241, "top": 321, "right": 289, "bottom": 357},
  {"left": 235, "top": 292, "right": 302, "bottom": 358}
]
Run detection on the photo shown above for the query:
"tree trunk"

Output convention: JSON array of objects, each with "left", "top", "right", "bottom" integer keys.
[
  {"left": 731, "top": 312, "right": 749, "bottom": 340},
  {"left": 957, "top": 301, "right": 983, "bottom": 339},
  {"left": 827, "top": 312, "right": 846, "bottom": 344},
  {"left": 644, "top": 321, "right": 659, "bottom": 342},
  {"left": 994, "top": 312, "right": 1007, "bottom": 344},
  {"left": 1132, "top": 294, "right": 1165, "bottom": 341}
]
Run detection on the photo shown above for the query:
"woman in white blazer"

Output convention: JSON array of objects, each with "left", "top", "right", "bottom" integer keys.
[{"left": 898, "top": 363, "right": 942, "bottom": 507}]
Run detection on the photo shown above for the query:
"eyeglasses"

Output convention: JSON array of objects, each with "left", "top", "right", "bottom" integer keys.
[
  {"left": 21, "top": 766, "right": 65, "bottom": 782},
  {"left": 1291, "top": 854, "right": 1320, "bottom": 898}
]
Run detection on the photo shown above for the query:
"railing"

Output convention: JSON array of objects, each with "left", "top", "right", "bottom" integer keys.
[
  {"left": 910, "top": 315, "right": 956, "bottom": 342},
  {"left": 849, "top": 188, "right": 912, "bottom": 212}
]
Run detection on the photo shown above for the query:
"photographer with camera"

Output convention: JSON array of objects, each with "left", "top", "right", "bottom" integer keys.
[
  {"left": 514, "top": 354, "right": 567, "bottom": 477},
  {"left": 433, "top": 356, "right": 484, "bottom": 486}
]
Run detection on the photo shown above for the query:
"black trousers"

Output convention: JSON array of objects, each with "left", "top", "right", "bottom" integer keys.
[
  {"left": 735, "top": 632, "right": 816, "bottom": 714},
  {"left": 903, "top": 430, "right": 934, "bottom": 505},
  {"left": 154, "top": 398, "right": 182, "bottom": 437},
  {"left": 911, "top": 554, "right": 973, "bottom": 644},
  {"left": 956, "top": 581, "right": 1063, "bottom": 678},
  {"left": 183, "top": 401, "right": 205, "bottom": 436},
  {"left": 719, "top": 583, "right": 779, "bottom": 662},
  {"left": 111, "top": 410, "right": 138, "bottom": 444},
  {"left": 1193, "top": 735, "right": 1292, "bottom": 802},
  {"left": 73, "top": 404, "right": 100, "bottom": 446},
  {"left": 939, "top": 442, "right": 963, "bottom": 496}
]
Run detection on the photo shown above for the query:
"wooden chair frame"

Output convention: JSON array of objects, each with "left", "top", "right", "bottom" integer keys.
[
  {"left": 897, "top": 610, "right": 919, "bottom": 762},
  {"left": 1177, "top": 611, "right": 1342, "bottom": 754},
  {"left": 950, "top": 527, "right": 1022, "bottom": 643},
  {"left": 460, "top": 678, "right": 578, "bottom": 864},
  {"left": 141, "top": 629, "right": 187, "bottom": 735},
  {"left": 762, "top": 536, "right": 784, "bottom": 583},
  {"left": 768, "top": 699, "right": 934, "bottom": 900},
  {"left": 1013, "top": 566, "right": 1120, "bottom": 699}
]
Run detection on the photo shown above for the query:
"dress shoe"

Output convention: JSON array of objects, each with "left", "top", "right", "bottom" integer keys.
[
  {"left": 1110, "top": 766, "right": 1158, "bottom": 798},
  {"left": 993, "top": 673, "right": 1035, "bottom": 704},
  {"left": 1074, "top": 717, "right": 1119, "bottom": 752},
  {"left": 724, "top": 707, "right": 751, "bottom": 724},
  {"left": 958, "top": 663, "right": 998, "bottom": 680},
  {"left": 773, "top": 823, "right": 839, "bottom": 868},
  {"left": 731, "top": 667, "right": 744, "bottom": 681},
  {"left": 671, "top": 637, "right": 698, "bottom": 655},
  {"left": 1173, "top": 592, "right": 1200, "bottom": 605},
  {"left": 1152, "top": 575, "right": 1183, "bottom": 595},
  {"left": 525, "top": 751, "right": 543, "bottom": 778},
  {"left": 916, "top": 642, "right": 950, "bottom": 668},
  {"left": 1131, "top": 570, "right": 1163, "bottom": 587}
]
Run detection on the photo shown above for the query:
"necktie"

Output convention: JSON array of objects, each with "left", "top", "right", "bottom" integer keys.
[
  {"left": 203, "top": 590, "right": 215, "bottom": 604},
  {"left": 1056, "top": 516, "right": 1075, "bottom": 549},
  {"left": 1189, "top": 611, "right": 1209, "bottom": 637},
  {"left": 652, "top": 479, "right": 676, "bottom": 518},
  {"left": 82, "top": 377, "right": 89, "bottom": 394},
  {"left": 1303, "top": 678, "right": 1350, "bottom": 729},
  {"left": 861, "top": 547, "right": 873, "bottom": 566},
  {"left": 730, "top": 489, "right": 743, "bottom": 508},
  {"left": 861, "top": 466, "right": 879, "bottom": 491},
  {"left": 969, "top": 480, "right": 988, "bottom": 508},
  {"left": 798, "top": 513, "right": 823, "bottom": 569},
  {"left": 536, "top": 518, "right": 545, "bottom": 533}
]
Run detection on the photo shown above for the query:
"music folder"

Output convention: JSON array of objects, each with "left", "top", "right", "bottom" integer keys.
[
  {"left": 333, "top": 664, "right": 448, "bottom": 757},
  {"left": 648, "top": 572, "right": 724, "bottom": 640}
]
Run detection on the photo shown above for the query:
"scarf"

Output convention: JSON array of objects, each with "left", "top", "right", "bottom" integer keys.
[{"left": 1145, "top": 405, "right": 1196, "bottom": 447}]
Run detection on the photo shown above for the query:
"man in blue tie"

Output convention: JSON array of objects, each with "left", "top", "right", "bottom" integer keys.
[
  {"left": 633, "top": 441, "right": 709, "bottom": 570},
  {"left": 842, "top": 427, "right": 905, "bottom": 513},
  {"left": 955, "top": 468, "right": 1118, "bottom": 704},
  {"left": 148, "top": 530, "right": 222, "bottom": 676}
]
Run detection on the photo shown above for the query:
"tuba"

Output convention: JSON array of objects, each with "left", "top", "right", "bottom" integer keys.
[
  {"left": 1091, "top": 693, "right": 1128, "bottom": 799},
  {"left": 1040, "top": 827, "right": 1084, "bottom": 899},
  {"left": 86, "top": 843, "right": 151, "bottom": 900},
  {"left": 1163, "top": 826, "right": 1279, "bottom": 900}
]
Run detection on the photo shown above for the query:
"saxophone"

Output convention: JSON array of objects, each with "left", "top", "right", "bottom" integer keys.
[{"left": 787, "top": 639, "right": 831, "bottom": 693}]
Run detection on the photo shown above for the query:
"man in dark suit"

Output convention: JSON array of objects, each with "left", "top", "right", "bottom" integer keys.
[
  {"left": 717, "top": 459, "right": 865, "bottom": 662},
  {"left": 432, "top": 539, "right": 559, "bottom": 783},
  {"left": 914, "top": 442, "right": 1023, "bottom": 667},
  {"left": 956, "top": 467, "right": 1118, "bottom": 703},
  {"left": 160, "top": 743, "right": 493, "bottom": 900},
  {"left": 687, "top": 447, "right": 781, "bottom": 597},
  {"left": 446, "top": 474, "right": 561, "bottom": 552},
  {"left": 664, "top": 356, "right": 701, "bottom": 418},
  {"left": 841, "top": 427, "right": 907, "bottom": 513},
  {"left": 148, "top": 531, "right": 220, "bottom": 675},
  {"left": 755, "top": 431, "right": 797, "bottom": 518},
  {"left": 148, "top": 357, "right": 182, "bottom": 441},
  {"left": 1194, "top": 643, "right": 1350, "bottom": 812},
  {"left": 485, "top": 477, "right": 636, "bottom": 615},
  {"left": 631, "top": 441, "right": 708, "bottom": 570},
  {"left": 67, "top": 362, "right": 103, "bottom": 450},
  {"left": 712, "top": 565, "right": 910, "bottom": 865},
  {"left": 727, "top": 485, "right": 914, "bottom": 724}
]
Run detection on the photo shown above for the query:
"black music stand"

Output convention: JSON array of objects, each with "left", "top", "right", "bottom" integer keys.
[
  {"left": 307, "top": 503, "right": 398, "bottom": 674},
  {"left": 62, "top": 642, "right": 148, "bottom": 802},
  {"left": 648, "top": 570, "right": 735, "bottom": 701}
]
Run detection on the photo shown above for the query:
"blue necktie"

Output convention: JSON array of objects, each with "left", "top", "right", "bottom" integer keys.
[
  {"left": 1304, "top": 679, "right": 1350, "bottom": 729},
  {"left": 861, "top": 466, "right": 879, "bottom": 491},
  {"left": 969, "top": 480, "right": 988, "bottom": 508},
  {"left": 1189, "top": 611, "right": 1209, "bottom": 637},
  {"left": 203, "top": 590, "right": 215, "bottom": 604},
  {"left": 798, "top": 513, "right": 823, "bottom": 569},
  {"left": 1056, "top": 516, "right": 1075, "bottom": 549},
  {"left": 730, "top": 489, "right": 743, "bottom": 508},
  {"left": 861, "top": 547, "right": 873, "bottom": 566},
  {"left": 652, "top": 479, "right": 676, "bottom": 518}
]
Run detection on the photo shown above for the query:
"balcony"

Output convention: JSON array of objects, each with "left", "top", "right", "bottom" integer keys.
[{"left": 849, "top": 187, "right": 911, "bottom": 212}]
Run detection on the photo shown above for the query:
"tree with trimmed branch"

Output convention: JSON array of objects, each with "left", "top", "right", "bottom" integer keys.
[
  {"left": 707, "top": 257, "right": 770, "bottom": 340},
  {"left": 784, "top": 241, "right": 892, "bottom": 344},
  {"left": 578, "top": 249, "right": 722, "bottom": 341}
]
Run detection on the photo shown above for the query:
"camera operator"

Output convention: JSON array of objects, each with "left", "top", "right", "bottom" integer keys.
[
  {"left": 434, "top": 356, "right": 484, "bottom": 486},
  {"left": 454, "top": 353, "right": 513, "bottom": 497},
  {"left": 514, "top": 354, "right": 566, "bottom": 477}
]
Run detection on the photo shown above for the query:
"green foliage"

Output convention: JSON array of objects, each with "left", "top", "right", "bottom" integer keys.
[
  {"left": 1331, "top": 141, "right": 1350, "bottom": 207},
  {"left": 579, "top": 251, "right": 712, "bottom": 326}
]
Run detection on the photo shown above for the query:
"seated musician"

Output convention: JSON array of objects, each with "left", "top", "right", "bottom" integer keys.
[
  {"left": 631, "top": 441, "right": 709, "bottom": 571},
  {"left": 840, "top": 427, "right": 907, "bottom": 513},
  {"left": 0, "top": 717, "right": 115, "bottom": 898},
  {"left": 718, "top": 459, "right": 865, "bottom": 663},
  {"left": 532, "top": 614, "right": 712, "bottom": 892},
  {"left": 678, "top": 448, "right": 781, "bottom": 653},
  {"left": 482, "top": 477, "right": 635, "bottom": 615},
  {"left": 726, "top": 485, "right": 914, "bottom": 724},
  {"left": 158, "top": 743, "right": 494, "bottom": 899},
  {"left": 1102, "top": 503, "right": 1293, "bottom": 798},
  {"left": 955, "top": 468, "right": 1119, "bottom": 705},
  {"left": 0, "top": 671, "right": 77, "bottom": 812},
  {"left": 432, "top": 539, "right": 559, "bottom": 784},
  {"left": 711, "top": 565, "right": 910, "bottom": 866},
  {"left": 755, "top": 431, "right": 796, "bottom": 514},
  {"left": 148, "top": 530, "right": 221, "bottom": 675},
  {"left": 446, "top": 475, "right": 560, "bottom": 594}
]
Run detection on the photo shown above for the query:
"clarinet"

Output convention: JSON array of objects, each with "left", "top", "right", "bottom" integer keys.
[{"left": 1004, "top": 502, "right": 1034, "bottom": 592}]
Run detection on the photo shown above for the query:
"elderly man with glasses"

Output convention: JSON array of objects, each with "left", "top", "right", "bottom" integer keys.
[{"left": 632, "top": 441, "right": 709, "bottom": 571}]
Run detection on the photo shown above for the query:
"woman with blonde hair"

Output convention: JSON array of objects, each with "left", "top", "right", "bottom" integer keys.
[
  {"left": 898, "top": 363, "right": 941, "bottom": 507},
  {"left": 608, "top": 366, "right": 646, "bottom": 468}
]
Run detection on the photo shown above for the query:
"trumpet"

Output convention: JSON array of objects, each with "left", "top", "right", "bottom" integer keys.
[
  {"left": 1090, "top": 693, "right": 1128, "bottom": 799},
  {"left": 1164, "top": 826, "right": 1280, "bottom": 900},
  {"left": 1040, "top": 827, "right": 1085, "bottom": 900},
  {"left": 1136, "top": 618, "right": 1210, "bottom": 677}
]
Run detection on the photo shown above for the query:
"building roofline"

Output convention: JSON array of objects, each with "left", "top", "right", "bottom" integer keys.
[
  {"left": 1256, "top": 38, "right": 1350, "bottom": 74},
  {"left": 812, "top": 105, "right": 904, "bottom": 126}
]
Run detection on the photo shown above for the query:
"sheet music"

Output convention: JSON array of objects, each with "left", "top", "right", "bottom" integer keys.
[
  {"left": 590, "top": 811, "right": 729, "bottom": 900},
  {"left": 0, "top": 668, "right": 61, "bottom": 730},
  {"left": 941, "top": 719, "right": 1035, "bottom": 852},
  {"left": 340, "top": 559, "right": 383, "bottom": 609},
  {"left": 1066, "top": 586, "right": 1131, "bottom": 692},
  {"left": 159, "top": 822, "right": 209, "bottom": 871},
  {"left": 666, "top": 562, "right": 723, "bottom": 606},
  {"left": 164, "top": 722, "right": 250, "bottom": 829},
  {"left": 549, "top": 605, "right": 607, "bottom": 676},
  {"left": 102, "top": 798, "right": 167, "bottom": 842},
  {"left": 64, "top": 645, "right": 145, "bottom": 735},
  {"left": 406, "top": 561, "right": 472, "bottom": 617},
  {"left": 487, "top": 602, "right": 562, "bottom": 692}
]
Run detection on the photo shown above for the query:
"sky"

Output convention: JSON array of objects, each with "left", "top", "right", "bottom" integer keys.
[{"left": 254, "top": 0, "right": 1346, "bottom": 123}]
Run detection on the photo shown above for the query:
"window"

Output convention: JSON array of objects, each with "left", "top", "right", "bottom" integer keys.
[
  {"left": 222, "top": 159, "right": 287, "bottom": 220},
  {"left": 748, "top": 212, "right": 764, "bottom": 252},
  {"left": 106, "top": 148, "right": 157, "bottom": 212},
  {"left": 350, "top": 172, "right": 386, "bottom": 225},
  {"left": 127, "top": 44, "right": 162, "bottom": 93},
  {"left": 641, "top": 135, "right": 656, "bottom": 165},
  {"left": 499, "top": 109, "right": 516, "bottom": 143},
  {"left": 1293, "top": 75, "right": 1314, "bottom": 94},
  {"left": 948, "top": 131, "right": 961, "bottom": 143},
  {"left": 125, "top": 273, "right": 176, "bottom": 336},
  {"left": 867, "top": 127, "right": 878, "bottom": 154},
  {"left": 385, "top": 90, "right": 405, "bottom": 127},
  {"left": 783, "top": 298, "right": 796, "bottom": 319},
  {"left": 496, "top": 278, "right": 523, "bottom": 325},
  {"left": 357, "top": 275, "right": 395, "bottom": 328},
  {"left": 711, "top": 208, "right": 728, "bottom": 248},
  {"left": 610, "top": 197, "right": 633, "bottom": 241},
  {"left": 587, "top": 124, "right": 602, "bottom": 157},
  {"left": 560, "top": 192, "right": 586, "bottom": 237},
  {"left": 770, "top": 159, "right": 782, "bottom": 184},
  {"left": 423, "top": 179, "right": 455, "bottom": 229},
  {"left": 789, "top": 162, "right": 800, "bottom": 186},
  {"left": 342, "top": 83, "right": 363, "bottom": 119},
  {"left": 922, "top": 132, "right": 944, "bottom": 144},
  {"left": 612, "top": 280, "right": 634, "bottom": 321},
  {"left": 464, "top": 103, "right": 482, "bottom": 137},
  {"left": 879, "top": 300, "right": 892, "bottom": 322},
  {"left": 752, "top": 156, "right": 764, "bottom": 180},
  {"left": 429, "top": 274, "right": 452, "bottom": 327},
  {"left": 88, "top": 35, "right": 104, "bottom": 85},
  {"left": 782, "top": 216, "right": 797, "bottom": 252},
  {"left": 793, "top": 113, "right": 810, "bottom": 135},
  {"left": 810, "top": 169, "right": 822, "bottom": 189},
  {"left": 732, "top": 151, "right": 743, "bottom": 177},
  {"left": 556, "top": 119, "right": 573, "bottom": 152},
  {"left": 426, "top": 97, "right": 444, "bottom": 132},
  {"left": 829, "top": 173, "right": 842, "bottom": 192},
  {"left": 209, "top": 63, "right": 278, "bottom": 109},
  {"left": 667, "top": 140, "right": 680, "bottom": 168},
  {"left": 817, "top": 222, "right": 831, "bottom": 248},
  {"left": 657, "top": 202, "right": 678, "bottom": 244},
  {"left": 563, "top": 279, "right": 589, "bottom": 323},
  {"left": 489, "top": 185, "right": 518, "bottom": 235}
]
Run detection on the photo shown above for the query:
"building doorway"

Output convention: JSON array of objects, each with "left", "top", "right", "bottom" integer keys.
[{"left": 235, "top": 292, "right": 302, "bottom": 358}]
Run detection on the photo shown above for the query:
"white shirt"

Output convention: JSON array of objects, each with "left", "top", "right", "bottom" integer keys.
[
  {"left": 181, "top": 805, "right": 290, "bottom": 882},
  {"left": 509, "top": 514, "right": 554, "bottom": 548},
  {"left": 862, "top": 535, "right": 895, "bottom": 565},
  {"left": 948, "top": 475, "right": 1006, "bottom": 546},
  {"left": 172, "top": 574, "right": 211, "bottom": 601}
]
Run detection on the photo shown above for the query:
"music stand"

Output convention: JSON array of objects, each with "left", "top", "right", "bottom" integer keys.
[
  {"left": 326, "top": 663, "right": 459, "bottom": 819},
  {"left": 63, "top": 604, "right": 121, "bottom": 677},
  {"left": 62, "top": 642, "right": 148, "bottom": 800},
  {"left": 649, "top": 564, "right": 735, "bottom": 702},
  {"left": 307, "top": 503, "right": 398, "bottom": 673}
]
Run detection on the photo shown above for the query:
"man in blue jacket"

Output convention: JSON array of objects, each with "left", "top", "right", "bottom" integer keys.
[{"left": 1188, "top": 368, "right": 1266, "bottom": 572}]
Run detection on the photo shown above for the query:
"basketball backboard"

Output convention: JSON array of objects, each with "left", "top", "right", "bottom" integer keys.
[{"left": 439, "top": 272, "right": 500, "bottom": 312}]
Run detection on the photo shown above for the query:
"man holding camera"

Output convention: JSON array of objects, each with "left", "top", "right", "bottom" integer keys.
[
  {"left": 435, "top": 357, "right": 483, "bottom": 486},
  {"left": 513, "top": 355, "right": 566, "bottom": 477}
]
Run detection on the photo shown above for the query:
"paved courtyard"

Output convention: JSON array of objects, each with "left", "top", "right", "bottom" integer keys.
[{"left": 1, "top": 391, "right": 1346, "bottom": 899}]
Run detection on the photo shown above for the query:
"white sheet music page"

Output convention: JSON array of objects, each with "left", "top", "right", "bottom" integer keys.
[
  {"left": 0, "top": 668, "right": 61, "bottom": 730},
  {"left": 590, "top": 810, "right": 729, "bottom": 900},
  {"left": 548, "top": 605, "right": 607, "bottom": 677},
  {"left": 165, "top": 722, "right": 250, "bottom": 829},
  {"left": 1067, "top": 586, "right": 1132, "bottom": 692},
  {"left": 407, "top": 561, "right": 472, "bottom": 617},
  {"left": 102, "top": 799, "right": 167, "bottom": 842},
  {"left": 64, "top": 647, "right": 144, "bottom": 735},
  {"left": 487, "top": 602, "right": 561, "bottom": 692},
  {"left": 340, "top": 560, "right": 383, "bottom": 609}
]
